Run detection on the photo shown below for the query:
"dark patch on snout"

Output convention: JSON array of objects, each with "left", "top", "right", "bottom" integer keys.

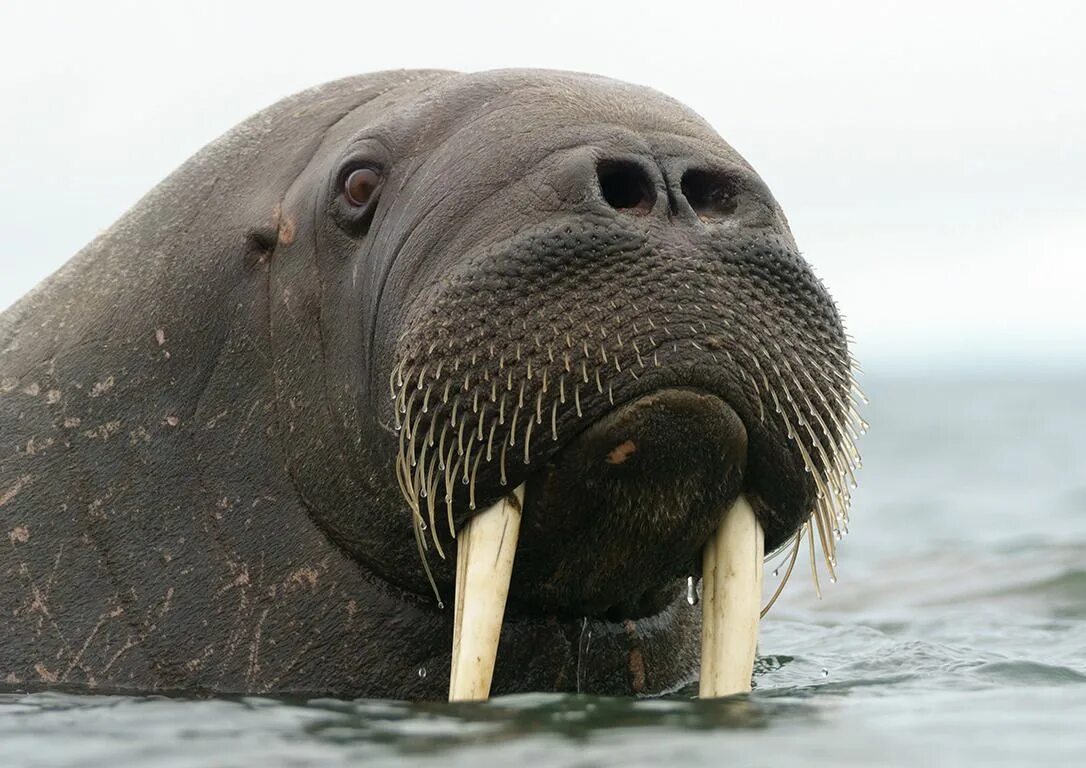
[{"left": 512, "top": 388, "right": 748, "bottom": 617}]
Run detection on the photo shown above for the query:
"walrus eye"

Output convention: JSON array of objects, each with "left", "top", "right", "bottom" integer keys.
[{"left": 344, "top": 167, "right": 381, "bottom": 207}]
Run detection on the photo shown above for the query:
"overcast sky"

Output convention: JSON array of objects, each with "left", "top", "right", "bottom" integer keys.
[{"left": 1, "top": 1, "right": 1083, "bottom": 373}]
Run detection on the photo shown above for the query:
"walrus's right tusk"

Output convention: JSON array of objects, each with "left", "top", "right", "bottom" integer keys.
[
  {"left": 449, "top": 483, "right": 525, "bottom": 702},
  {"left": 699, "top": 494, "right": 764, "bottom": 698}
]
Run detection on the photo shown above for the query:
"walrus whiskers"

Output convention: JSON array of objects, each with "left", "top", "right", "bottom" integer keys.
[
  {"left": 769, "top": 391, "right": 836, "bottom": 565},
  {"left": 469, "top": 451, "right": 483, "bottom": 510},
  {"left": 807, "top": 514, "right": 823, "bottom": 598},
  {"left": 390, "top": 285, "right": 860, "bottom": 701},
  {"left": 761, "top": 527, "right": 803, "bottom": 617}
]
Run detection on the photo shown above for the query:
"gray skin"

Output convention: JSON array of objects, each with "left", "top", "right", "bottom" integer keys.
[{"left": 0, "top": 70, "right": 850, "bottom": 699}]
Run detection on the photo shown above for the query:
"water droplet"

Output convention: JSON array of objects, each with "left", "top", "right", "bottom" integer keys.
[
  {"left": 773, "top": 567, "right": 781, "bottom": 577},
  {"left": 417, "top": 666, "right": 427, "bottom": 679},
  {"left": 829, "top": 575, "right": 837, "bottom": 584},
  {"left": 821, "top": 668, "right": 829, "bottom": 677},
  {"left": 419, "top": 521, "right": 427, "bottom": 531},
  {"left": 437, "top": 600, "right": 445, "bottom": 610},
  {"left": 686, "top": 576, "right": 699, "bottom": 606}
]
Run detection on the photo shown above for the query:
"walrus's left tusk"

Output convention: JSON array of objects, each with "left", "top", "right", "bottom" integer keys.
[
  {"left": 449, "top": 483, "right": 525, "bottom": 702},
  {"left": 699, "top": 494, "right": 764, "bottom": 698}
]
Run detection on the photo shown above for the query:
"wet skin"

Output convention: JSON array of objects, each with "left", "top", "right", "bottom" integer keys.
[{"left": 0, "top": 70, "right": 854, "bottom": 698}]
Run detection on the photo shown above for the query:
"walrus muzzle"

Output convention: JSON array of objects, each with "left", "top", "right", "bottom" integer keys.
[
  {"left": 385, "top": 148, "right": 860, "bottom": 703},
  {"left": 448, "top": 389, "right": 762, "bottom": 701}
]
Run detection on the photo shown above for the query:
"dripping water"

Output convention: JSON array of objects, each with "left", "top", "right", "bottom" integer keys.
[{"left": 686, "top": 576, "right": 699, "bottom": 606}]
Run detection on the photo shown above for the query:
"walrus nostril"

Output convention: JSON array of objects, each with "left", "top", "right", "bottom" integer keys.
[
  {"left": 680, "top": 169, "right": 739, "bottom": 219},
  {"left": 597, "top": 160, "right": 655, "bottom": 215}
]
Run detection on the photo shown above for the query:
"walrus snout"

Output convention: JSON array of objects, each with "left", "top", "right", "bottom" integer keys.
[{"left": 513, "top": 388, "right": 748, "bottom": 617}]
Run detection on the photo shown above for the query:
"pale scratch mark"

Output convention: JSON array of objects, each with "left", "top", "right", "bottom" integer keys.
[
  {"left": 218, "top": 559, "right": 257, "bottom": 666},
  {"left": 245, "top": 607, "right": 271, "bottom": 689},
  {"left": 185, "top": 644, "right": 217, "bottom": 673},
  {"left": 62, "top": 605, "right": 125, "bottom": 681},
  {"left": 158, "top": 587, "right": 175, "bottom": 619},
  {"left": 262, "top": 573, "right": 341, "bottom": 691},
  {"left": 14, "top": 546, "right": 71, "bottom": 650},
  {"left": 8, "top": 525, "right": 29, "bottom": 544},
  {"left": 261, "top": 632, "right": 317, "bottom": 693},
  {"left": 25, "top": 578, "right": 65, "bottom": 644},
  {"left": 89, "top": 376, "right": 115, "bottom": 398},
  {"left": 214, "top": 567, "right": 251, "bottom": 598},
  {"left": 81, "top": 420, "right": 122, "bottom": 440},
  {"left": 278, "top": 214, "right": 296, "bottom": 246},
  {"left": 42, "top": 545, "right": 66, "bottom": 598},
  {"left": 0, "top": 474, "right": 31, "bottom": 507},
  {"left": 286, "top": 566, "right": 319, "bottom": 592},
  {"left": 102, "top": 636, "right": 141, "bottom": 674},
  {"left": 25, "top": 437, "right": 55, "bottom": 456},
  {"left": 204, "top": 409, "right": 230, "bottom": 429},
  {"left": 33, "top": 663, "right": 58, "bottom": 683},
  {"left": 101, "top": 586, "right": 174, "bottom": 674},
  {"left": 230, "top": 400, "right": 263, "bottom": 456}
]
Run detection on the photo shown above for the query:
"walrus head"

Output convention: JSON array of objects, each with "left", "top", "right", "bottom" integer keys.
[{"left": 266, "top": 70, "right": 861, "bottom": 699}]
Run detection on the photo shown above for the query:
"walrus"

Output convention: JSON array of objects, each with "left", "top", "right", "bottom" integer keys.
[{"left": 0, "top": 69, "right": 861, "bottom": 700}]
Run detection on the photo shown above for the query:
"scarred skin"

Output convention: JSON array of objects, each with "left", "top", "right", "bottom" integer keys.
[{"left": 0, "top": 70, "right": 850, "bottom": 699}]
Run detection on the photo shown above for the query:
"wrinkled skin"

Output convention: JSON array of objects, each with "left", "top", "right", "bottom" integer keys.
[{"left": 0, "top": 70, "right": 851, "bottom": 698}]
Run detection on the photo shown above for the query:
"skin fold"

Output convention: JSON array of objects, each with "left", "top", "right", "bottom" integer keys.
[{"left": 0, "top": 70, "right": 851, "bottom": 699}]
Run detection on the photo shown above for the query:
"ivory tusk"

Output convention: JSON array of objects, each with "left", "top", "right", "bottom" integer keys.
[
  {"left": 448, "top": 483, "right": 525, "bottom": 702},
  {"left": 699, "top": 494, "right": 764, "bottom": 698}
]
